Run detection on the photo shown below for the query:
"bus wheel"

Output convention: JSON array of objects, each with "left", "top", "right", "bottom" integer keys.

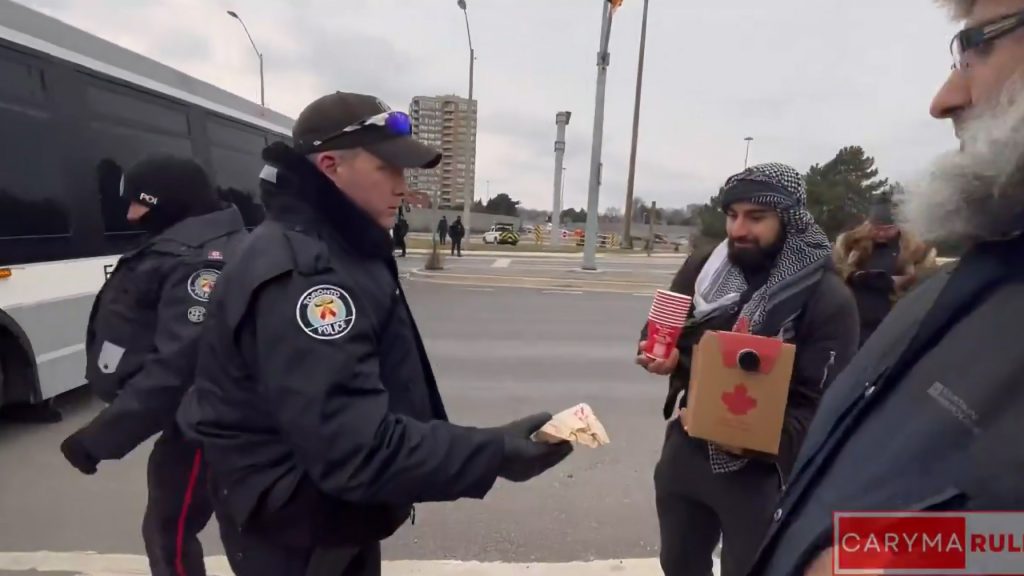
[
  {"left": 0, "top": 399, "right": 63, "bottom": 423},
  {"left": 0, "top": 334, "right": 62, "bottom": 424}
]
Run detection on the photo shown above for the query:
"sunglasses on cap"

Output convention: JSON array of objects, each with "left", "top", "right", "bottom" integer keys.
[{"left": 310, "top": 110, "right": 413, "bottom": 149}]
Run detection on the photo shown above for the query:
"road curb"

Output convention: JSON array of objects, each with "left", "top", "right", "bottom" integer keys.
[
  {"left": 407, "top": 268, "right": 663, "bottom": 294},
  {"left": 0, "top": 551, "right": 685, "bottom": 576}
]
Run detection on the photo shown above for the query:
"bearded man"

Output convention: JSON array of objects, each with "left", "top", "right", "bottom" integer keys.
[
  {"left": 748, "top": 1, "right": 1024, "bottom": 574},
  {"left": 636, "top": 163, "right": 859, "bottom": 576}
]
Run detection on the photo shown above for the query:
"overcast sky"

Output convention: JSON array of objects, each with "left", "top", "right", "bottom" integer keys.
[{"left": 20, "top": 0, "right": 962, "bottom": 211}]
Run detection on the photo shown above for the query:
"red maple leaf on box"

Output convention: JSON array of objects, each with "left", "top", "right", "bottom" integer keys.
[{"left": 722, "top": 384, "right": 757, "bottom": 416}]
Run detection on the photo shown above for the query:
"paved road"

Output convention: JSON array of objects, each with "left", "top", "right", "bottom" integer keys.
[{"left": 0, "top": 278, "right": 706, "bottom": 574}]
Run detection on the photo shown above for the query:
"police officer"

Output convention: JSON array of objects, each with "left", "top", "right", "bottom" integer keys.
[
  {"left": 176, "top": 92, "right": 573, "bottom": 576},
  {"left": 60, "top": 155, "right": 248, "bottom": 576}
]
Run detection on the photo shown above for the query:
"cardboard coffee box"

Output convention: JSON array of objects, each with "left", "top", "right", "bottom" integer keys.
[{"left": 683, "top": 330, "right": 796, "bottom": 454}]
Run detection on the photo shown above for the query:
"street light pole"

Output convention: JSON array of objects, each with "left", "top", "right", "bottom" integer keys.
[
  {"left": 744, "top": 136, "right": 754, "bottom": 169},
  {"left": 552, "top": 111, "right": 571, "bottom": 248},
  {"left": 226, "top": 10, "right": 265, "bottom": 107},
  {"left": 622, "top": 0, "right": 650, "bottom": 251},
  {"left": 458, "top": 0, "right": 475, "bottom": 241},
  {"left": 582, "top": 1, "right": 616, "bottom": 271}
]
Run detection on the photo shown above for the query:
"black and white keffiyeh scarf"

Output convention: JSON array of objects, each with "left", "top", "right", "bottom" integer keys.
[{"left": 693, "top": 162, "right": 832, "bottom": 473}]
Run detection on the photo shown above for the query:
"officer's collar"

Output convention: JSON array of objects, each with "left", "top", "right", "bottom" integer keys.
[
  {"left": 259, "top": 142, "right": 394, "bottom": 261},
  {"left": 152, "top": 206, "right": 245, "bottom": 248}
]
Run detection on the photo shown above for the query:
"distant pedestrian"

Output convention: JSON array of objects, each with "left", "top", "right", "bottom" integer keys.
[
  {"left": 392, "top": 218, "right": 408, "bottom": 257},
  {"left": 438, "top": 215, "right": 448, "bottom": 245},
  {"left": 834, "top": 194, "right": 937, "bottom": 347},
  {"left": 449, "top": 215, "right": 465, "bottom": 257}
]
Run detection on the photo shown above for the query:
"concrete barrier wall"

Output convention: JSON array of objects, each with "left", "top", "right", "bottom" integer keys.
[{"left": 403, "top": 208, "right": 696, "bottom": 239}]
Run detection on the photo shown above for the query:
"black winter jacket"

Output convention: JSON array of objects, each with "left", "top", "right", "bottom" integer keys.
[
  {"left": 177, "top": 143, "right": 505, "bottom": 549},
  {"left": 751, "top": 233, "right": 1024, "bottom": 576},
  {"left": 77, "top": 207, "right": 248, "bottom": 460},
  {"left": 645, "top": 248, "right": 859, "bottom": 479}
]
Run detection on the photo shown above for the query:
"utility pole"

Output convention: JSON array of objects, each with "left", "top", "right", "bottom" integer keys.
[
  {"left": 582, "top": 0, "right": 617, "bottom": 271},
  {"left": 552, "top": 111, "right": 571, "bottom": 248},
  {"left": 744, "top": 136, "right": 754, "bottom": 169},
  {"left": 458, "top": 0, "right": 475, "bottom": 241},
  {"left": 622, "top": 0, "right": 650, "bottom": 250}
]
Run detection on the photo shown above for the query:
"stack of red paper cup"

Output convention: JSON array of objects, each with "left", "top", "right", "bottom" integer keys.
[{"left": 643, "top": 289, "right": 694, "bottom": 360}]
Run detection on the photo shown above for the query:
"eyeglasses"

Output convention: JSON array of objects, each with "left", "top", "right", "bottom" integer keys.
[
  {"left": 949, "top": 8, "right": 1024, "bottom": 71},
  {"left": 310, "top": 110, "right": 413, "bottom": 149}
]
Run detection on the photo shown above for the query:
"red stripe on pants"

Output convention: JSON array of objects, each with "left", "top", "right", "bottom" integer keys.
[{"left": 175, "top": 449, "right": 203, "bottom": 576}]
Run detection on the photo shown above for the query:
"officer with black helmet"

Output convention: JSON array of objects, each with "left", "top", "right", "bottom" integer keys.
[
  {"left": 59, "top": 155, "right": 249, "bottom": 575},
  {"left": 176, "top": 91, "right": 573, "bottom": 576}
]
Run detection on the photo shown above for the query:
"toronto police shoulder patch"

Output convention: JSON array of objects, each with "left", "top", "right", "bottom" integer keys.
[
  {"left": 187, "top": 268, "right": 221, "bottom": 302},
  {"left": 296, "top": 284, "right": 356, "bottom": 340}
]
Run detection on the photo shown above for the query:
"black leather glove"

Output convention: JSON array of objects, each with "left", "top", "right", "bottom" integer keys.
[
  {"left": 60, "top": 429, "right": 99, "bottom": 475},
  {"left": 490, "top": 412, "right": 573, "bottom": 483}
]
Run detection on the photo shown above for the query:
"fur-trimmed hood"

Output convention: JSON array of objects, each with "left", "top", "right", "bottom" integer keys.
[{"left": 834, "top": 224, "right": 938, "bottom": 295}]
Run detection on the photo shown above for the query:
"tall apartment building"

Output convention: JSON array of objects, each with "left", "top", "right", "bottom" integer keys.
[{"left": 407, "top": 95, "right": 477, "bottom": 209}]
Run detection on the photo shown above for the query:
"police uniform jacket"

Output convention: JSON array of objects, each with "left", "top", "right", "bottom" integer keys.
[
  {"left": 78, "top": 206, "right": 248, "bottom": 460},
  {"left": 749, "top": 232, "right": 1024, "bottom": 575},
  {"left": 176, "top": 143, "right": 506, "bottom": 545}
]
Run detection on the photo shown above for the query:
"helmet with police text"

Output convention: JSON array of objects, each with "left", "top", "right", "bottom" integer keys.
[{"left": 120, "top": 155, "right": 221, "bottom": 233}]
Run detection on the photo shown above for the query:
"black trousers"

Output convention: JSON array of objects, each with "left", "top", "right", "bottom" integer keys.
[
  {"left": 654, "top": 421, "right": 780, "bottom": 576},
  {"left": 214, "top": 501, "right": 382, "bottom": 576},
  {"left": 450, "top": 238, "right": 462, "bottom": 256},
  {"left": 143, "top": 426, "right": 214, "bottom": 576}
]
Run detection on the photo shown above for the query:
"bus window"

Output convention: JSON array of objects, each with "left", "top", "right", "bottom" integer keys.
[
  {"left": 79, "top": 77, "right": 194, "bottom": 254},
  {"left": 0, "top": 50, "right": 71, "bottom": 250},
  {"left": 207, "top": 117, "right": 267, "bottom": 228}
]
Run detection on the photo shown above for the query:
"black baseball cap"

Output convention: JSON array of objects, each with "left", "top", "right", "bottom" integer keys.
[{"left": 292, "top": 91, "right": 442, "bottom": 169}]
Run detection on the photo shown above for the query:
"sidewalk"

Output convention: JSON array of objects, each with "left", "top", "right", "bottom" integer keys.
[
  {"left": 406, "top": 248, "right": 684, "bottom": 259},
  {"left": 0, "top": 551, "right": 686, "bottom": 576}
]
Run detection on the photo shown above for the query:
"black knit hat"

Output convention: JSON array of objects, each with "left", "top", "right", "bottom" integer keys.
[
  {"left": 868, "top": 195, "right": 895, "bottom": 226},
  {"left": 121, "top": 155, "right": 221, "bottom": 232}
]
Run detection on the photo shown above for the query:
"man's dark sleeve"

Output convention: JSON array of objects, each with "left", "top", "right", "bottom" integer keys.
[
  {"left": 777, "top": 276, "right": 860, "bottom": 467},
  {"left": 256, "top": 275, "right": 506, "bottom": 506},
  {"left": 77, "top": 260, "right": 212, "bottom": 460}
]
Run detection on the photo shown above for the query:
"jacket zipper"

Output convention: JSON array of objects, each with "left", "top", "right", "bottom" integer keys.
[
  {"left": 819, "top": 350, "right": 836, "bottom": 389},
  {"left": 775, "top": 463, "right": 786, "bottom": 492}
]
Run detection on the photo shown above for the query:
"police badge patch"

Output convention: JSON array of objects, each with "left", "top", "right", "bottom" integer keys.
[
  {"left": 187, "top": 269, "right": 220, "bottom": 302},
  {"left": 187, "top": 306, "right": 206, "bottom": 323},
  {"left": 296, "top": 285, "right": 356, "bottom": 340}
]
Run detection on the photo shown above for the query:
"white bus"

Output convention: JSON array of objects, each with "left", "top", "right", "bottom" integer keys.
[{"left": 0, "top": 0, "right": 293, "bottom": 414}]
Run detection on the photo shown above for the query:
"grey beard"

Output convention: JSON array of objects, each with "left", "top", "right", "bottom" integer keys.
[{"left": 900, "top": 73, "right": 1024, "bottom": 245}]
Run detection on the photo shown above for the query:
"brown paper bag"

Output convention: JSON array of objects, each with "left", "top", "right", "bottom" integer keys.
[{"left": 532, "top": 403, "right": 611, "bottom": 448}]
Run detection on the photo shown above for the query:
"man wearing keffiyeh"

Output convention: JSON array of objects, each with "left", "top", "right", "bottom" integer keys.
[{"left": 636, "top": 162, "right": 859, "bottom": 576}]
